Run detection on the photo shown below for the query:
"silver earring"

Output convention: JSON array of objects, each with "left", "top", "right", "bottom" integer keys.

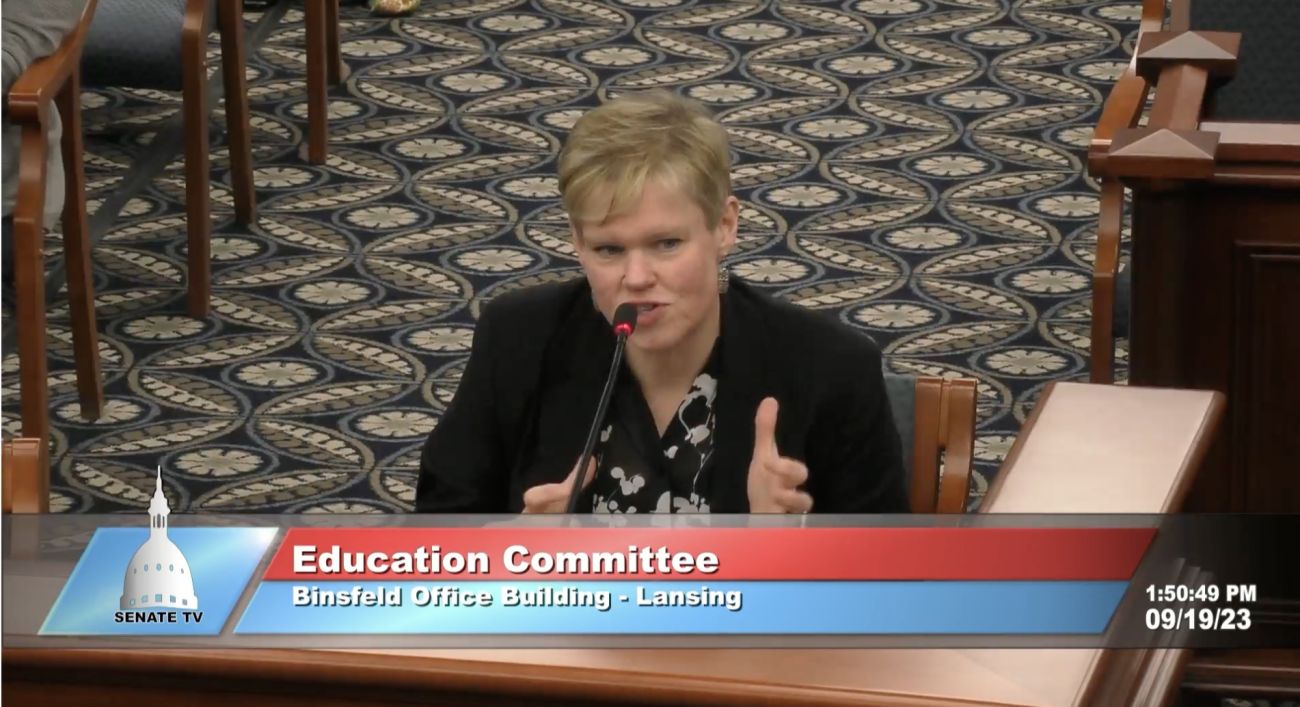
[{"left": 717, "top": 264, "right": 730, "bottom": 294}]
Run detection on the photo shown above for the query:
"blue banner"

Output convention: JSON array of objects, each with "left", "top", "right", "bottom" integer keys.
[{"left": 235, "top": 580, "right": 1126, "bottom": 634}]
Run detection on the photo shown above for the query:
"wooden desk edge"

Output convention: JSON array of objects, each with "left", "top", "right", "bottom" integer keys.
[
  {"left": 1095, "top": 119, "right": 1300, "bottom": 182},
  {"left": 975, "top": 380, "right": 1056, "bottom": 512},
  {"left": 1182, "top": 649, "right": 1300, "bottom": 697},
  {"left": 979, "top": 383, "right": 1225, "bottom": 514},
  {"left": 978, "top": 383, "right": 1224, "bottom": 706},
  {"left": 0, "top": 384, "right": 1234, "bottom": 707},
  {"left": 1, "top": 647, "right": 1013, "bottom": 707},
  {"left": 1165, "top": 389, "right": 1227, "bottom": 512}
]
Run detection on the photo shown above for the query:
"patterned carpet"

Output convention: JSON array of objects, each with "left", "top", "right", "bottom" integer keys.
[{"left": 2, "top": 0, "right": 1140, "bottom": 513}]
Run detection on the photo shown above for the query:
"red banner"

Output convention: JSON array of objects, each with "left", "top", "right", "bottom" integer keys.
[{"left": 262, "top": 527, "right": 1155, "bottom": 581}]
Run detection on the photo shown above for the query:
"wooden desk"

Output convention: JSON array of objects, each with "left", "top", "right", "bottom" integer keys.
[
  {"left": 3, "top": 383, "right": 1230, "bottom": 707},
  {"left": 1088, "top": 0, "right": 1300, "bottom": 512}
]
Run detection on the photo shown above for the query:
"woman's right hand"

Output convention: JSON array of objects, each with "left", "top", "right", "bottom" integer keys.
[{"left": 521, "top": 458, "right": 596, "bottom": 513}]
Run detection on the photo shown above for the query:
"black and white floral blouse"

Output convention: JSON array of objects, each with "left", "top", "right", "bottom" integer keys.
[{"left": 587, "top": 341, "right": 721, "bottom": 514}]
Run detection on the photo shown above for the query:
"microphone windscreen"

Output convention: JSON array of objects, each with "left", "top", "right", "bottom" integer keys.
[{"left": 612, "top": 302, "right": 639, "bottom": 336}]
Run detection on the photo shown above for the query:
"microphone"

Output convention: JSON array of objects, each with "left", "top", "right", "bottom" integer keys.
[{"left": 564, "top": 303, "right": 639, "bottom": 513}]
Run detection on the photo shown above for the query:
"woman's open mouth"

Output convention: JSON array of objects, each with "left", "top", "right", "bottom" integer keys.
[{"left": 630, "top": 302, "right": 665, "bottom": 325}]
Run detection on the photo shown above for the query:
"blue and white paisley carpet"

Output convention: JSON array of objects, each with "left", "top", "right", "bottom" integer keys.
[{"left": 2, "top": 0, "right": 1140, "bottom": 513}]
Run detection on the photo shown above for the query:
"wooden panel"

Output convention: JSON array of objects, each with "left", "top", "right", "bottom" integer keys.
[
  {"left": 1209, "top": 165, "right": 1300, "bottom": 189},
  {"left": 1128, "top": 183, "right": 1300, "bottom": 511},
  {"left": 1234, "top": 248, "right": 1300, "bottom": 511},
  {"left": 1129, "top": 190, "right": 1200, "bottom": 386},
  {"left": 1094, "top": 0, "right": 1300, "bottom": 697}
]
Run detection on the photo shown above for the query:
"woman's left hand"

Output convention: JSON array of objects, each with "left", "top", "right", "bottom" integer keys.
[{"left": 747, "top": 397, "right": 814, "bottom": 514}]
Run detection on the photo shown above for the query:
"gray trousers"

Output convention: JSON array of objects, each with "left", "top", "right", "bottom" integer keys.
[{"left": 2, "top": 0, "right": 91, "bottom": 223}]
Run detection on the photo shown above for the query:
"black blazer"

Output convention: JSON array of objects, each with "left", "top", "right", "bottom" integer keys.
[{"left": 415, "top": 277, "right": 908, "bottom": 513}]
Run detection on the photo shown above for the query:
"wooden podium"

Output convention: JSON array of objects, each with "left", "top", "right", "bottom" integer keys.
[
  {"left": 1088, "top": 0, "right": 1300, "bottom": 512},
  {"left": 10, "top": 383, "right": 1279, "bottom": 707}
]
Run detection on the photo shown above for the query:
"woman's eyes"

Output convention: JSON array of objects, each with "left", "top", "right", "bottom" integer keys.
[{"left": 593, "top": 239, "right": 681, "bottom": 256}]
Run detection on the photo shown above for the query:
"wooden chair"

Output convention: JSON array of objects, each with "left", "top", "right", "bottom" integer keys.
[
  {"left": 2, "top": 438, "right": 49, "bottom": 513},
  {"left": 883, "top": 373, "right": 977, "bottom": 513},
  {"left": 3, "top": 437, "right": 47, "bottom": 566},
  {"left": 244, "top": 0, "right": 344, "bottom": 162},
  {"left": 1086, "top": 0, "right": 1169, "bottom": 383},
  {"left": 302, "top": 0, "right": 345, "bottom": 164},
  {"left": 8, "top": 0, "right": 104, "bottom": 473},
  {"left": 81, "top": 0, "right": 256, "bottom": 318}
]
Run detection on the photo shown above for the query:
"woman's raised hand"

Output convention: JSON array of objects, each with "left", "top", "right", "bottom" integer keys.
[{"left": 747, "top": 397, "right": 813, "bottom": 514}]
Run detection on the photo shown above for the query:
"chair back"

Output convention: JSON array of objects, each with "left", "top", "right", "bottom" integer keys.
[
  {"left": 882, "top": 373, "right": 977, "bottom": 514},
  {"left": 1189, "top": 0, "right": 1300, "bottom": 122},
  {"left": 81, "top": 0, "right": 212, "bottom": 90}
]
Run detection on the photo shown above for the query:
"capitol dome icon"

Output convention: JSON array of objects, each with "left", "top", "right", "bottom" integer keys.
[{"left": 120, "top": 469, "right": 197, "bottom": 611}]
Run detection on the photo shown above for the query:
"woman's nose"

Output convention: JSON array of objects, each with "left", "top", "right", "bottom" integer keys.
[{"left": 622, "top": 251, "right": 655, "bottom": 288}]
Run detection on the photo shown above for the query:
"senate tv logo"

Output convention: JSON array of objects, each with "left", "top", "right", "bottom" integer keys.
[
  {"left": 40, "top": 471, "right": 279, "bottom": 636},
  {"left": 117, "top": 469, "right": 200, "bottom": 623}
]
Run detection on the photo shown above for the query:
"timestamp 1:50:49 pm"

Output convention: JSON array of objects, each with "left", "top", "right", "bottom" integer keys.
[{"left": 1145, "top": 584, "right": 1257, "bottom": 603}]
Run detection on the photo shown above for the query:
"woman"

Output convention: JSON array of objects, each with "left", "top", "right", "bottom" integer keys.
[{"left": 415, "top": 90, "right": 907, "bottom": 514}]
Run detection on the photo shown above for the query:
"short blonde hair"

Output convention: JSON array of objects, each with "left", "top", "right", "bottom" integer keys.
[{"left": 558, "top": 90, "right": 731, "bottom": 230}]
